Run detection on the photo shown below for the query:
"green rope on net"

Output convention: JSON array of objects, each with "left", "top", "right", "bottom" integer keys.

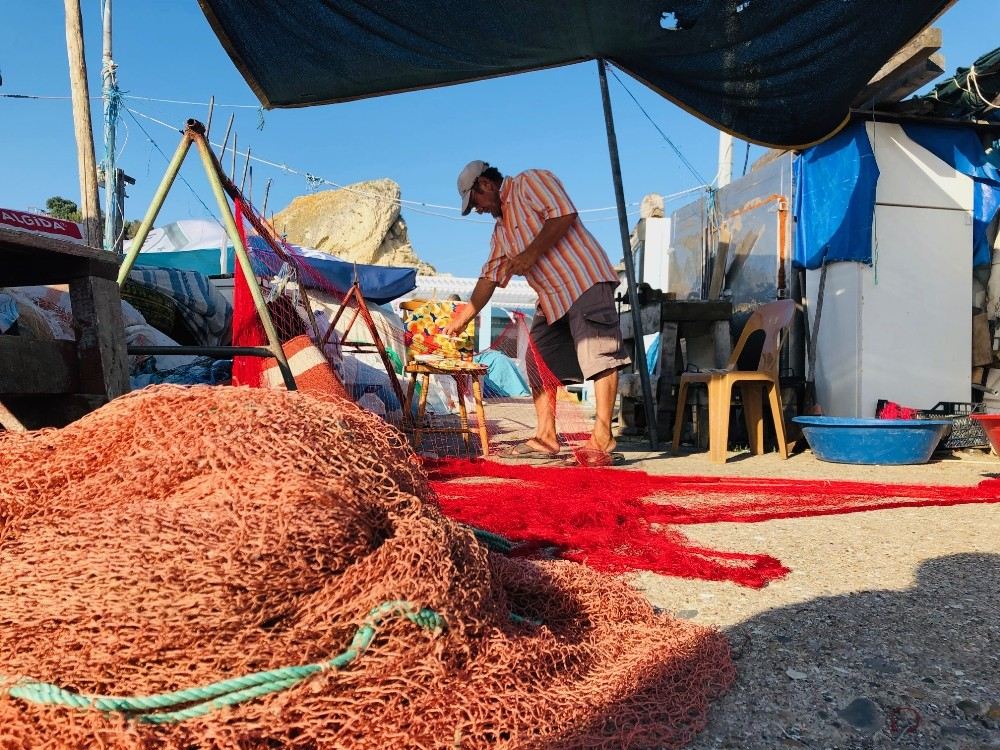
[
  {"left": 470, "top": 526, "right": 515, "bottom": 554},
  {"left": 2, "top": 600, "right": 444, "bottom": 725}
]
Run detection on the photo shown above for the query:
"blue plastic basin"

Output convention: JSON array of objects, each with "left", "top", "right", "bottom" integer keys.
[{"left": 792, "top": 416, "right": 952, "bottom": 465}]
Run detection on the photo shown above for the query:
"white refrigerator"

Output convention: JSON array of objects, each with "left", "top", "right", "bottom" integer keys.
[{"left": 806, "top": 122, "right": 974, "bottom": 417}]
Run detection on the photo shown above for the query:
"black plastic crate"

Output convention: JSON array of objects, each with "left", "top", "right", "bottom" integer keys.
[
  {"left": 875, "top": 400, "right": 990, "bottom": 450},
  {"left": 914, "top": 402, "right": 989, "bottom": 450}
]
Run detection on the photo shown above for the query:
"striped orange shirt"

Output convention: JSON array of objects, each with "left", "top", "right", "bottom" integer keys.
[{"left": 480, "top": 169, "right": 618, "bottom": 322}]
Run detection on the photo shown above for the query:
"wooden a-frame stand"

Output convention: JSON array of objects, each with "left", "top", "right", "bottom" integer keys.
[{"left": 320, "top": 280, "right": 408, "bottom": 421}]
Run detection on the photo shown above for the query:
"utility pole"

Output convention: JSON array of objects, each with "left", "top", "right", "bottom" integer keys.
[
  {"left": 64, "top": 0, "right": 102, "bottom": 247},
  {"left": 101, "top": 0, "right": 119, "bottom": 252}
]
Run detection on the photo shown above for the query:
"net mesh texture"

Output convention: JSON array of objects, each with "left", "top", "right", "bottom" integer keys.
[
  {"left": 0, "top": 385, "right": 734, "bottom": 749},
  {"left": 428, "top": 459, "right": 1000, "bottom": 589}
]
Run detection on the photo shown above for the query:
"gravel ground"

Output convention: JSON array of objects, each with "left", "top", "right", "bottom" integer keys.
[{"left": 619, "top": 445, "right": 1000, "bottom": 750}]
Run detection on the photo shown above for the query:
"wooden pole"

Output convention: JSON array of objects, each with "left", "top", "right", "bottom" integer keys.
[
  {"left": 101, "top": 0, "right": 118, "bottom": 252},
  {"left": 65, "top": 0, "right": 102, "bottom": 247}
]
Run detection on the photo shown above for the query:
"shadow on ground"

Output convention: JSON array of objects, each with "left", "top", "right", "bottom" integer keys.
[{"left": 686, "top": 553, "right": 999, "bottom": 750}]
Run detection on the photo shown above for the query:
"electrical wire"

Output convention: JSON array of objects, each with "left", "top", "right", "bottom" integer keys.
[
  {"left": 124, "top": 94, "right": 261, "bottom": 109},
  {"left": 123, "top": 107, "right": 223, "bottom": 227},
  {"left": 605, "top": 64, "right": 708, "bottom": 186},
  {"left": 125, "top": 107, "right": 704, "bottom": 223},
  {"left": 5, "top": 89, "right": 707, "bottom": 222}
]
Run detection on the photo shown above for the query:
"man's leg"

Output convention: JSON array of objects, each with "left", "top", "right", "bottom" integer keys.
[
  {"left": 586, "top": 367, "right": 618, "bottom": 453},
  {"left": 525, "top": 311, "right": 582, "bottom": 454},
  {"left": 529, "top": 379, "right": 559, "bottom": 452},
  {"left": 568, "top": 283, "right": 631, "bottom": 457}
]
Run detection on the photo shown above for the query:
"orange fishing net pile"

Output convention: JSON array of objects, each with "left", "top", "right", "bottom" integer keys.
[{"left": 0, "top": 385, "right": 732, "bottom": 749}]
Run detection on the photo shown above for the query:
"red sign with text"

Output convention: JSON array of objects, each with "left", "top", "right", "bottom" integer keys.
[{"left": 0, "top": 207, "right": 84, "bottom": 241}]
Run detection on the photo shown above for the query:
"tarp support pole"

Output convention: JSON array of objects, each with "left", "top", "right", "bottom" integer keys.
[
  {"left": 597, "top": 59, "right": 658, "bottom": 450},
  {"left": 115, "top": 118, "right": 296, "bottom": 392},
  {"left": 117, "top": 133, "right": 192, "bottom": 284},
  {"left": 189, "top": 122, "right": 297, "bottom": 391}
]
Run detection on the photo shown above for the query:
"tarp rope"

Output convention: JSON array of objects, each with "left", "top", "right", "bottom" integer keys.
[{"left": 1, "top": 601, "right": 444, "bottom": 725}]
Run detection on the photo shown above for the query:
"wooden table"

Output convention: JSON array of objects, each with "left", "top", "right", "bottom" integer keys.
[
  {"left": 620, "top": 297, "right": 733, "bottom": 440},
  {"left": 0, "top": 227, "right": 128, "bottom": 428}
]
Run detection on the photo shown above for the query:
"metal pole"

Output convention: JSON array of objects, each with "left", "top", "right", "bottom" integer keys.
[
  {"left": 206, "top": 95, "right": 215, "bottom": 136},
  {"left": 230, "top": 132, "right": 238, "bottom": 178},
  {"left": 597, "top": 59, "right": 658, "bottom": 449},
  {"left": 128, "top": 345, "right": 275, "bottom": 358},
  {"left": 111, "top": 169, "right": 126, "bottom": 255},
  {"left": 219, "top": 113, "right": 235, "bottom": 160},
  {"left": 240, "top": 146, "right": 252, "bottom": 194},
  {"left": 117, "top": 131, "right": 193, "bottom": 284},
  {"left": 188, "top": 120, "right": 296, "bottom": 391},
  {"left": 261, "top": 178, "right": 272, "bottom": 218}
]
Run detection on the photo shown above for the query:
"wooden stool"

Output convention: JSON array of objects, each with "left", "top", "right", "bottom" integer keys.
[{"left": 404, "top": 361, "right": 489, "bottom": 457}]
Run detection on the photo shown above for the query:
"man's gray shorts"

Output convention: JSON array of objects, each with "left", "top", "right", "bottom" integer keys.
[{"left": 528, "top": 282, "right": 631, "bottom": 384}]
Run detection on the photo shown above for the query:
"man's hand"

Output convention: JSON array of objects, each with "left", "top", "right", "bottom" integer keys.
[
  {"left": 443, "top": 303, "right": 473, "bottom": 337},
  {"left": 440, "top": 278, "right": 498, "bottom": 338},
  {"left": 506, "top": 249, "right": 538, "bottom": 276}
]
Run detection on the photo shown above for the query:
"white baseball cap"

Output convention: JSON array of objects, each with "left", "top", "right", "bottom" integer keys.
[{"left": 457, "top": 160, "right": 489, "bottom": 216}]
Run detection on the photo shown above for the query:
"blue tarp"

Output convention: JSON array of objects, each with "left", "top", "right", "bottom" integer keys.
[
  {"left": 137, "top": 238, "right": 417, "bottom": 305},
  {"left": 140, "top": 248, "right": 233, "bottom": 277},
  {"left": 901, "top": 124, "right": 1000, "bottom": 267},
  {"left": 247, "top": 237, "right": 417, "bottom": 304},
  {"left": 474, "top": 349, "right": 530, "bottom": 398},
  {"left": 793, "top": 121, "right": 880, "bottom": 270}
]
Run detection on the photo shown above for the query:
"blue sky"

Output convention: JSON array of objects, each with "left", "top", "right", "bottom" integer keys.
[{"left": 1, "top": 1, "right": 997, "bottom": 277}]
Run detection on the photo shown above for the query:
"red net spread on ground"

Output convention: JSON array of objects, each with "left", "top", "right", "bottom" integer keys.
[
  {"left": 0, "top": 385, "right": 732, "bottom": 749},
  {"left": 429, "top": 460, "right": 1000, "bottom": 589}
]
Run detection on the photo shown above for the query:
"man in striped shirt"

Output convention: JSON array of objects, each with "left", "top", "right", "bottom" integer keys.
[{"left": 444, "top": 161, "right": 630, "bottom": 465}]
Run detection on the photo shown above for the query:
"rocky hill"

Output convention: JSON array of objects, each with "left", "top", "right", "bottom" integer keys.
[{"left": 272, "top": 178, "right": 435, "bottom": 274}]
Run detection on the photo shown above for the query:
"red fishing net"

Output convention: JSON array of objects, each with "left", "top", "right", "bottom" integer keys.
[
  {"left": 0, "top": 385, "right": 733, "bottom": 748},
  {"left": 429, "top": 460, "right": 1000, "bottom": 589},
  {"left": 226, "top": 194, "right": 598, "bottom": 462}
]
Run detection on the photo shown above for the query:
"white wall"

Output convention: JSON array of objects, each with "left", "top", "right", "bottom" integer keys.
[{"left": 635, "top": 217, "right": 672, "bottom": 291}]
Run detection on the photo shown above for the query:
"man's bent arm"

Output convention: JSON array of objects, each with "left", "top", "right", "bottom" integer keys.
[{"left": 509, "top": 213, "right": 576, "bottom": 275}]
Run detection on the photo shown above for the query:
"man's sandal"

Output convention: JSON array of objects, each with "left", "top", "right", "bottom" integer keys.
[{"left": 572, "top": 447, "right": 626, "bottom": 467}]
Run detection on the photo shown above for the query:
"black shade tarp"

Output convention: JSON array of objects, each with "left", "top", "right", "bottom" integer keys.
[{"left": 198, "top": 0, "right": 952, "bottom": 147}]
